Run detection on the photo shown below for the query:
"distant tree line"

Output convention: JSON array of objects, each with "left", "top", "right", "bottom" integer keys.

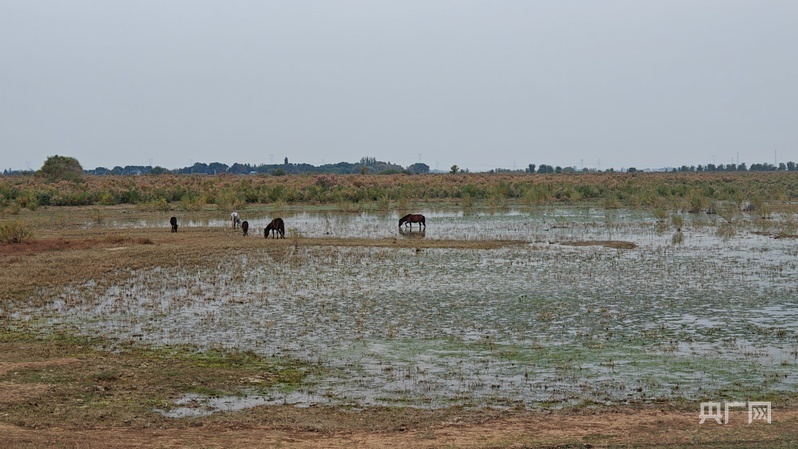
[
  {"left": 519, "top": 161, "right": 798, "bottom": 174},
  {"left": 668, "top": 162, "right": 795, "bottom": 172},
  {"left": 75, "top": 157, "right": 429, "bottom": 176},
  {"left": 3, "top": 157, "right": 798, "bottom": 176}
]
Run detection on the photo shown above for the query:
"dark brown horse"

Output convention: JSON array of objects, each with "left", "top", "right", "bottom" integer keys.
[
  {"left": 399, "top": 214, "right": 425, "bottom": 230},
  {"left": 169, "top": 216, "right": 179, "bottom": 232},
  {"left": 264, "top": 218, "right": 285, "bottom": 239},
  {"left": 241, "top": 220, "right": 249, "bottom": 236}
]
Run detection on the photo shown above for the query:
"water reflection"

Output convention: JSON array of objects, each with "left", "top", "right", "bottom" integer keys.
[
  {"left": 98, "top": 206, "right": 731, "bottom": 243},
  {"left": 398, "top": 228, "right": 425, "bottom": 239}
]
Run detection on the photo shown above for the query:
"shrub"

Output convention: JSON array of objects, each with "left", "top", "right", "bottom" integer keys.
[
  {"left": 671, "top": 214, "right": 684, "bottom": 231},
  {"left": 99, "top": 192, "right": 117, "bottom": 205},
  {"left": 652, "top": 208, "right": 668, "bottom": 222},
  {"left": 179, "top": 194, "right": 205, "bottom": 211},
  {"left": 6, "top": 201, "right": 22, "bottom": 215},
  {"left": 138, "top": 198, "right": 170, "bottom": 212},
  {"left": 602, "top": 193, "right": 620, "bottom": 209},
  {"left": 0, "top": 220, "right": 33, "bottom": 244}
]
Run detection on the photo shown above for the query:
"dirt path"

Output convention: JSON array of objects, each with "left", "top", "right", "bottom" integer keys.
[{"left": 2, "top": 407, "right": 796, "bottom": 448}]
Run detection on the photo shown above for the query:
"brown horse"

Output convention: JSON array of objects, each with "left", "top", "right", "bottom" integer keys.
[
  {"left": 169, "top": 216, "right": 179, "bottom": 232},
  {"left": 399, "top": 214, "right": 425, "bottom": 230},
  {"left": 264, "top": 218, "right": 285, "bottom": 239},
  {"left": 241, "top": 220, "right": 249, "bottom": 236}
]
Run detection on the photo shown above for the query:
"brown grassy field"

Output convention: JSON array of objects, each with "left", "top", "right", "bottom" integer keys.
[
  {"left": 3, "top": 171, "right": 798, "bottom": 212},
  {"left": 2, "top": 202, "right": 798, "bottom": 448}
]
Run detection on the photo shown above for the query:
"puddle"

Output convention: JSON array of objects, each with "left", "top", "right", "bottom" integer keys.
[{"left": 154, "top": 391, "right": 327, "bottom": 418}]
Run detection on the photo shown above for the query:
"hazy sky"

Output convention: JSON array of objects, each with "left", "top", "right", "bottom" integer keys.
[{"left": 2, "top": 1, "right": 796, "bottom": 172}]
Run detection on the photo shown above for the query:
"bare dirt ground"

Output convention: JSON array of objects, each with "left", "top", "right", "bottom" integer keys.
[{"left": 2, "top": 401, "right": 797, "bottom": 448}]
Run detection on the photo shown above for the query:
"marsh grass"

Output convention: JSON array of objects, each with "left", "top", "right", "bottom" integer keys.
[
  {"left": 0, "top": 328, "right": 315, "bottom": 428},
  {"left": 5, "top": 201, "right": 22, "bottom": 215},
  {"left": 0, "top": 219, "right": 33, "bottom": 243}
]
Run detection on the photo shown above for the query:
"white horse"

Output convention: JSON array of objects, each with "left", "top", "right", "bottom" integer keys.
[{"left": 231, "top": 211, "right": 241, "bottom": 229}]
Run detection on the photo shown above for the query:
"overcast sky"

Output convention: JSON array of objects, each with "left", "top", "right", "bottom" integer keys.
[{"left": 2, "top": 1, "right": 796, "bottom": 172}]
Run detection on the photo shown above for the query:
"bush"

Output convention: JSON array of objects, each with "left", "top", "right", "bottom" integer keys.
[
  {"left": 0, "top": 220, "right": 33, "bottom": 244},
  {"left": 138, "top": 198, "right": 170, "bottom": 212},
  {"left": 6, "top": 201, "right": 21, "bottom": 215},
  {"left": 99, "top": 192, "right": 117, "bottom": 205}
]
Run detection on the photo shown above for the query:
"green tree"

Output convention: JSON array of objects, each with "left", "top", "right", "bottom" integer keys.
[
  {"left": 149, "top": 166, "right": 169, "bottom": 175},
  {"left": 407, "top": 163, "right": 430, "bottom": 174},
  {"left": 450, "top": 165, "right": 460, "bottom": 174},
  {"left": 37, "top": 155, "right": 84, "bottom": 182}
]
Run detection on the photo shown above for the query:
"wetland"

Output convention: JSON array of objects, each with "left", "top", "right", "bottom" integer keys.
[
  {"left": 4, "top": 204, "right": 798, "bottom": 415},
  {"left": 3, "top": 177, "right": 798, "bottom": 447}
]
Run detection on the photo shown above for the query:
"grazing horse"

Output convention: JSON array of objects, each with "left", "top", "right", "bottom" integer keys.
[
  {"left": 169, "top": 216, "right": 179, "bottom": 232},
  {"left": 231, "top": 211, "right": 241, "bottom": 229},
  {"left": 399, "top": 214, "right": 425, "bottom": 230},
  {"left": 241, "top": 220, "right": 249, "bottom": 236},
  {"left": 264, "top": 218, "right": 285, "bottom": 239}
]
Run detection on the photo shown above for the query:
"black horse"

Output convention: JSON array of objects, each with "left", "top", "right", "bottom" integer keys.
[
  {"left": 241, "top": 220, "right": 249, "bottom": 236},
  {"left": 264, "top": 218, "right": 285, "bottom": 239},
  {"left": 169, "top": 216, "right": 179, "bottom": 232},
  {"left": 399, "top": 214, "right": 425, "bottom": 230}
]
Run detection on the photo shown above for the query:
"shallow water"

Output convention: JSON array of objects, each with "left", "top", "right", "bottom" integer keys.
[
  {"left": 101, "top": 206, "right": 661, "bottom": 242},
  {"left": 15, "top": 207, "right": 798, "bottom": 412}
]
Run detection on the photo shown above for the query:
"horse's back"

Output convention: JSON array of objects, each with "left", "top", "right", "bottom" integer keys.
[
  {"left": 273, "top": 218, "right": 285, "bottom": 235},
  {"left": 400, "top": 213, "right": 424, "bottom": 222}
]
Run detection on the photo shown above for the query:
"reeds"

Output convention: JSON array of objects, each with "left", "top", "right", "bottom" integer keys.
[{"left": 3, "top": 172, "right": 798, "bottom": 210}]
